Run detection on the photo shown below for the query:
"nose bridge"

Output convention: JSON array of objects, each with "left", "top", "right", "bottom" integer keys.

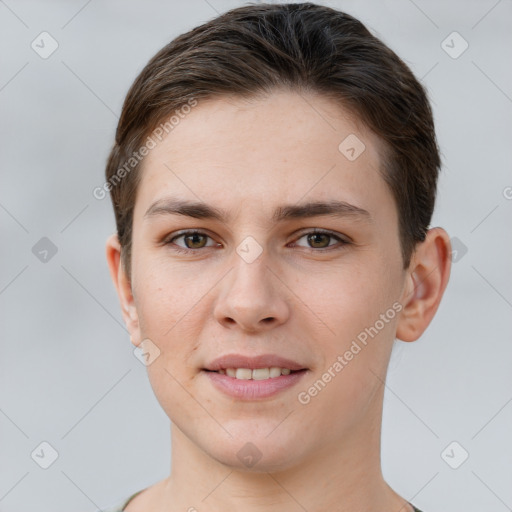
[
  {"left": 227, "top": 241, "right": 275, "bottom": 305},
  {"left": 213, "top": 238, "right": 289, "bottom": 331},
  {"left": 231, "top": 248, "right": 270, "bottom": 292}
]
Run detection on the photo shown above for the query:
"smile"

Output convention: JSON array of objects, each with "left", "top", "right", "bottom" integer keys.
[
  {"left": 203, "top": 368, "right": 308, "bottom": 400},
  {"left": 210, "top": 367, "right": 295, "bottom": 380}
]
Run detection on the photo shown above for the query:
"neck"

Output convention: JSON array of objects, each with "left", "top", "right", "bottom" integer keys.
[{"left": 156, "top": 389, "right": 411, "bottom": 512}]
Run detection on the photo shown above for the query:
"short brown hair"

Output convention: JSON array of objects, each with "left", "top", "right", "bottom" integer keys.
[{"left": 105, "top": 2, "right": 441, "bottom": 277}]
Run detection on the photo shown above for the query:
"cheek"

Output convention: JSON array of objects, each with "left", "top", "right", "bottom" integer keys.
[
  {"left": 297, "top": 271, "right": 400, "bottom": 432},
  {"left": 306, "top": 257, "right": 401, "bottom": 340},
  {"left": 300, "top": 251, "right": 403, "bottom": 411},
  {"left": 133, "top": 257, "right": 210, "bottom": 336},
  {"left": 133, "top": 253, "right": 227, "bottom": 352}
]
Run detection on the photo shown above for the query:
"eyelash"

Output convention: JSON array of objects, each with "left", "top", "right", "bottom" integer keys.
[{"left": 163, "top": 229, "right": 351, "bottom": 255}]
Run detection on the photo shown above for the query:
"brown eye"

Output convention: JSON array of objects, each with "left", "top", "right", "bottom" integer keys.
[
  {"left": 292, "top": 229, "right": 349, "bottom": 251},
  {"left": 183, "top": 233, "right": 208, "bottom": 249},
  {"left": 307, "top": 233, "right": 331, "bottom": 248},
  {"left": 165, "top": 230, "right": 217, "bottom": 253}
]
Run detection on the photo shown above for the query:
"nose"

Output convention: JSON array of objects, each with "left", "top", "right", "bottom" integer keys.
[{"left": 213, "top": 249, "right": 290, "bottom": 333}]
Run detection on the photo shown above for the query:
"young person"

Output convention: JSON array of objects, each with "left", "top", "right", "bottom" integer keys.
[{"left": 103, "top": 3, "right": 451, "bottom": 511}]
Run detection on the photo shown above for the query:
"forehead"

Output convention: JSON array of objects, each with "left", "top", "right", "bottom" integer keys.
[{"left": 134, "top": 90, "right": 394, "bottom": 223}]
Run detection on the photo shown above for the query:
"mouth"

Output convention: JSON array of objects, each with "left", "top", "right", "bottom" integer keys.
[
  {"left": 203, "top": 367, "right": 306, "bottom": 380},
  {"left": 202, "top": 353, "right": 308, "bottom": 400},
  {"left": 203, "top": 353, "right": 307, "bottom": 377},
  {"left": 202, "top": 368, "right": 308, "bottom": 400}
]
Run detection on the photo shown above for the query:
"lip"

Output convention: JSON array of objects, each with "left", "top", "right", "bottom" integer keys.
[
  {"left": 203, "top": 369, "right": 308, "bottom": 400},
  {"left": 204, "top": 353, "right": 306, "bottom": 372}
]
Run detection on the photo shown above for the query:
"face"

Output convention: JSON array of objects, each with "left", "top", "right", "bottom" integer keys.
[{"left": 123, "top": 90, "right": 410, "bottom": 471}]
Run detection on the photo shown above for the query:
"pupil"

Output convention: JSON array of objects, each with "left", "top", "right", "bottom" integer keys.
[
  {"left": 187, "top": 234, "right": 205, "bottom": 248},
  {"left": 309, "top": 233, "right": 328, "bottom": 248}
]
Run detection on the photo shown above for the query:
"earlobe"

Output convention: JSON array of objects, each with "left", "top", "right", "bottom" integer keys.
[
  {"left": 396, "top": 228, "right": 452, "bottom": 342},
  {"left": 105, "top": 234, "right": 140, "bottom": 344}
]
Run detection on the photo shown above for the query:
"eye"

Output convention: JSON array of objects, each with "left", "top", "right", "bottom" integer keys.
[
  {"left": 165, "top": 230, "right": 218, "bottom": 253},
  {"left": 163, "top": 228, "right": 350, "bottom": 255},
  {"left": 292, "top": 229, "right": 350, "bottom": 251}
]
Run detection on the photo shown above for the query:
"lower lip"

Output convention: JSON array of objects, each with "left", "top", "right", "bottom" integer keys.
[{"left": 203, "top": 370, "right": 308, "bottom": 400}]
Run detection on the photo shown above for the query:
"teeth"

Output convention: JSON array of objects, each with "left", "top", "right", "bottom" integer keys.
[
  {"left": 218, "top": 367, "right": 295, "bottom": 380},
  {"left": 269, "top": 367, "right": 282, "bottom": 378},
  {"left": 252, "top": 368, "right": 269, "bottom": 380},
  {"left": 235, "top": 368, "right": 252, "bottom": 380}
]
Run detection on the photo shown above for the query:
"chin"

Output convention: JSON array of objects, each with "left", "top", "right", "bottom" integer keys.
[{"left": 205, "top": 433, "right": 305, "bottom": 474}]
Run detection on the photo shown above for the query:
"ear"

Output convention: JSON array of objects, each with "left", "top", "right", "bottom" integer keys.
[
  {"left": 105, "top": 234, "right": 141, "bottom": 346},
  {"left": 396, "top": 227, "right": 452, "bottom": 342}
]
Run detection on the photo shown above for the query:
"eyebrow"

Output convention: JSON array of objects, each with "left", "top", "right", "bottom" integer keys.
[{"left": 144, "top": 197, "right": 372, "bottom": 224}]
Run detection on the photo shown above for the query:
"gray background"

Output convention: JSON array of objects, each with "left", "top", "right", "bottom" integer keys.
[{"left": 1, "top": 0, "right": 511, "bottom": 511}]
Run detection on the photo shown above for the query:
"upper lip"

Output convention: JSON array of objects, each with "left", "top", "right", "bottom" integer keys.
[{"left": 204, "top": 354, "right": 306, "bottom": 371}]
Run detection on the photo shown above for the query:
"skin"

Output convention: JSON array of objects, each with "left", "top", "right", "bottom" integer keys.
[{"left": 106, "top": 90, "right": 451, "bottom": 512}]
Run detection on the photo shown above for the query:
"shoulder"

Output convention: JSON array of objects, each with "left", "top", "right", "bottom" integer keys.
[{"left": 99, "top": 489, "right": 146, "bottom": 512}]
